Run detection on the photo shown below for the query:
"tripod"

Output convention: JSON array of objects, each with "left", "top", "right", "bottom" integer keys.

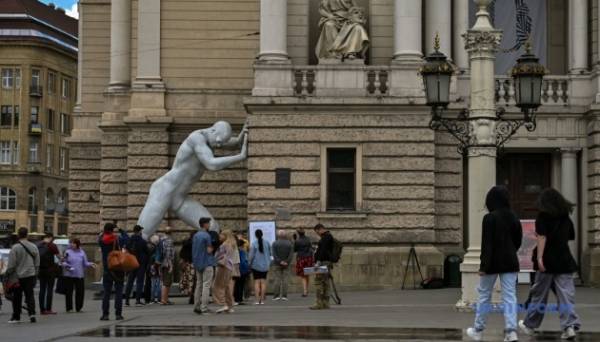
[{"left": 401, "top": 245, "right": 424, "bottom": 290}]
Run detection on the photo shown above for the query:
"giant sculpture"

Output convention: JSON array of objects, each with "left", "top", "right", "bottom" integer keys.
[
  {"left": 138, "top": 121, "right": 248, "bottom": 239},
  {"left": 315, "top": 0, "right": 370, "bottom": 61}
]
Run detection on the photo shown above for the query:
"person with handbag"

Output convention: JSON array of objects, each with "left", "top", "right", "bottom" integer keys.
[
  {"left": 6, "top": 227, "right": 40, "bottom": 324},
  {"left": 37, "top": 232, "right": 60, "bottom": 315},
  {"left": 61, "top": 238, "right": 96, "bottom": 313},
  {"left": 98, "top": 223, "right": 125, "bottom": 321}
]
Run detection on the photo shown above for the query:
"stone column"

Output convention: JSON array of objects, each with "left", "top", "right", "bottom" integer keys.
[
  {"left": 392, "top": 0, "right": 422, "bottom": 62},
  {"left": 561, "top": 148, "right": 579, "bottom": 258},
  {"left": 74, "top": 4, "right": 83, "bottom": 112},
  {"left": 425, "top": 0, "right": 452, "bottom": 57},
  {"left": 110, "top": 0, "right": 131, "bottom": 88},
  {"left": 457, "top": 0, "right": 503, "bottom": 310},
  {"left": 136, "top": 0, "right": 162, "bottom": 83},
  {"left": 569, "top": 0, "right": 587, "bottom": 73},
  {"left": 453, "top": 0, "right": 469, "bottom": 71},
  {"left": 258, "top": 0, "right": 288, "bottom": 62}
]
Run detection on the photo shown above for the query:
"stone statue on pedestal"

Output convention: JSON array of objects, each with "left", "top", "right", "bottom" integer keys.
[
  {"left": 137, "top": 121, "right": 248, "bottom": 239},
  {"left": 315, "top": 0, "right": 370, "bottom": 61}
]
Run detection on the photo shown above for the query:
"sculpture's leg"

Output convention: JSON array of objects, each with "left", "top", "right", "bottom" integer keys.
[
  {"left": 173, "top": 196, "right": 220, "bottom": 233},
  {"left": 138, "top": 181, "right": 171, "bottom": 239}
]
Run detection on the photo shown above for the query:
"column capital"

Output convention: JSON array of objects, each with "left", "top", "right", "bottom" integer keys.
[
  {"left": 560, "top": 147, "right": 581, "bottom": 156},
  {"left": 467, "top": 146, "right": 497, "bottom": 158}
]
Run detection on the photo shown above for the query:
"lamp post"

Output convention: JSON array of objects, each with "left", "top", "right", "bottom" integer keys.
[{"left": 420, "top": 0, "right": 545, "bottom": 309}]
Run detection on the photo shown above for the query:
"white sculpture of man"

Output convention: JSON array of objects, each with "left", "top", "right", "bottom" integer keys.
[{"left": 137, "top": 121, "right": 248, "bottom": 239}]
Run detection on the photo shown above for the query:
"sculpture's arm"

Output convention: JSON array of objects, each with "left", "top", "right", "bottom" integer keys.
[
  {"left": 221, "top": 121, "right": 248, "bottom": 149},
  {"left": 319, "top": 1, "right": 334, "bottom": 20},
  {"left": 195, "top": 134, "right": 248, "bottom": 171}
]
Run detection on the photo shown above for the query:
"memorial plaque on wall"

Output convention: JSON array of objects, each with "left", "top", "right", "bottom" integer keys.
[{"left": 275, "top": 168, "right": 291, "bottom": 189}]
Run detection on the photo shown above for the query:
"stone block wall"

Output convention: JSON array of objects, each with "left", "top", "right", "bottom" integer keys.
[{"left": 586, "top": 114, "right": 600, "bottom": 286}]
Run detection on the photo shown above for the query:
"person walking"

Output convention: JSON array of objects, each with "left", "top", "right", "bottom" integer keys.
[
  {"left": 293, "top": 229, "right": 314, "bottom": 297},
  {"left": 271, "top": 230, "right": 294, "bottom": 301},
  {"left": 192, "top": 218, "right": 215, "bottom": 314},
  {"left": 157, "top": 227, "right": 175, "bottom": 305},
  {"left": 249, "top": 229, "right": 271, "bottom": 305},
  {"left": 61, "top": 238, "right": 96, "bottom": 313},
  {"left": 311, "top": 224, "right": 334, "bottom": 310},
  {"left": 6, "top": 227, "right": 40, "bottom": 323},
  {"left": 37, "top": 232, "right": 60, "bottom": 315},
  {"left": 234, "top": 237, "right": 250, "bottom": 305},
  {"left": 179, "top": 231, "right": 196, "bottom": 305},
  {"left": 99, "top": 223, "right": 125, "bottom": 321},
  {"left": 519, "top": 188, "right": 582, "bottom": 340},
  {"left": 124, "top": 225, "right": 149, "bottom": 307},
  {"left": 466, "top": 186, "right": 522, "bottom": 342},
  {"left": 213, "top": 230, "right": 237, "bottom": 313}
]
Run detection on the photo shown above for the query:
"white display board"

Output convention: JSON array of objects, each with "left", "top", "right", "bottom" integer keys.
[{"left": 248, "top": 221, "right": 276, "bottom": 247}]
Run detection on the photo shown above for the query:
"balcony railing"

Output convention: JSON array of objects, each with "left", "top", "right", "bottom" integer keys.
[
  {"left": 29, "top": 122, "right": 42, "bottom": 135},
  {"left": 291, "top": 65, "right": 391, "bottom": 97},
  {"left": 495, "top": 76, "right": 569, "bottom": 107},
  {"left": 29, "top": 85, "right": 43, "bottom": 97}
]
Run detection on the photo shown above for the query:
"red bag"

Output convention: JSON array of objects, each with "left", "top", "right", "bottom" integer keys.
[
  {"left": 3, "top": 279, "right": 20, "bottom": 301},
  {"left": 107, "top": 241, "right": 139, "bottom": 272}
]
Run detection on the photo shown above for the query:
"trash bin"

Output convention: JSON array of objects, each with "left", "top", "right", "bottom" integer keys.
[{"left": 444, "top": 254, "right": 462, "bottom": 288}]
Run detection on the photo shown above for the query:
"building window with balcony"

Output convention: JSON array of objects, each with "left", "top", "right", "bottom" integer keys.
[
  {"left": 29, "top": 140, "right": 39, "bottom": 163},
  {"left": 48, "top": 110, "right": 55, "bottom": 131},
  {"left": 1, "top": 69, "right": 13, "bottom": 88},
  {"left": 0, "top": 106, "right": 12, "bottom": 126},
  {"left": 45, "top": 188, "right": 55, "bottom": 214},
  {"left": 12, "top": 142, "right": 18, "bottom": 165},
  {"left": 59, "top": 147, "right": 67, "bottom": 171},
  {"left": 322, "top": 146, "right": 362, "bottom": 212},
  {"left": 31, "top": 106, "right": 39, "bottom": 124},
  {"left": 28, "top": 188, "right": 37, "bottom": 213},
  {"left": 60, "top": 113, "right": 69, "bottom": 134},
  {"left": 62, "top": 78, "right": 70, "bottom": 99},
  {"left": 0, "top": 141, "right": 11, "bottom": 165},
  {"left": 47, "top": 144, "right": 53, "bottom": 171},
  {"left": 0, "top": 187, "right": 16, "bottom": 211},
  {"left": 48, "top": 72, "right": 56, "bottom": 94},
  {"left": 14, "top": 105, "right": 19, "bottom": 127}
]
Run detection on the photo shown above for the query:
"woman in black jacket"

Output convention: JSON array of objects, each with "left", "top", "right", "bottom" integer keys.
[
  {"left": 467, "top": 186, "right": 522, "bottom": 342},
  {"left": 518, "top": 188, "right": 581, "bottom": 340}
]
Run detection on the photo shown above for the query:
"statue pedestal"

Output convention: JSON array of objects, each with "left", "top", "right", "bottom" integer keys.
[{"left": 318, "top": 58, "right": 365, "bottom": 66}]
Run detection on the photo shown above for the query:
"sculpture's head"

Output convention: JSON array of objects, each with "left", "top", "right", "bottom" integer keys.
[
  {"left": 348, "top": 6, "right": 366, "bottom": 25},
  {"left": 206, "top": 121, "right": 232, "bottom": 148}
]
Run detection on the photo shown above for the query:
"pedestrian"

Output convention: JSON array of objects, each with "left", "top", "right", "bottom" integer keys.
[
  {"left": 311, "top": 223, "right": 334, "bottom": 310},
  {"left": 6, "top": 227, "right": 40, "bottom": 323},
  {"left": 124, "top": 225, "right": 149, "bottom": 307},
  {"left": 37, "top": 232, "right": 60, "bottom": 315},
  {"left": 249, "top": 229, "right": 271, "bottom": 305},
  {"left": 213, "top": 230, "right": 236, "bottom": 313},
  {"left": 192, "top": 217, "right": 215, "bottom": 315},
  {"left": 61, "top": 238, "right": 96, "bottom": 313},
  {"left": 234, "top": 237, "right": 250, "bottom": 305},
  {"left": 519, "top": 188, "right": 582, "bottom": 340},
  {"left": 157, "top": 227, "right": 175, "bottom": 305},
  {"left": 271, "top": 230, "right": 294, "bottom": 301},
  {"left": 466, "top": 186, "right": 522, "bottom": 342},
  {"left": 0, "top": 254, "right": 6, "bottom": 312},
  {"left": 229, "top": 232, "right": 240, "bottom": 307},
  {"left": 148, "top": 234, "right": 162, "bottom": 304},
  {"left": 99, "top": 223, "right": 124, "bottom": 321},
  {"left": 179, "top": 231, "right": 196, "bottom": 305},
  {"left": 294, "top": 228, "right": 314, "bottom": 297}
]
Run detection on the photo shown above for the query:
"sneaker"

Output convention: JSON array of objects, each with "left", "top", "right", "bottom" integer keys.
[
  {"left": 115, "top": 315, "right": 124, "bottom": 320},
  {"left": 466, "top": 327, "right": 482, "bottom": 341},
  {"left": 66, "top": 310, "right": 73, "bottom": 313},
  {"left": 281, "top": 297, "right": 289, "bottom": 301},
  {"left": 124, "top": 301, "right": 130, "bottom": 307},
  {"left": 504, "top": 331, "right": 518, "bottom": 342},
  {"left": 193, "top": 309, "right": 203, "bottom": 315},
  {"left": 227, "top": 308, "right": 235, "bottom": 313},
  {"left": 40, "top": 310, "right": 49, "bottom": 315},
  {"left": 561, "top": 326, "right": 576, "bottom": 340},
  {"left": 216, "top": 306, "right": 229, "bottom": 314},
  {"left": 7, "top": 318, "right": 21, "bottom": 324},
  {"left": 135, "top": 301, "right": 145, "bottom": 307},
  {"left": 272, "top": 297, "right": 281, "bottom": 301},
  {"left": 309, "top": 305, "right": 325, "bottom": 310},
  {"left": 519, "top": 320, "right": 535, "bottom": 336},
  {"left": 47, "top": 310, "right": 57, "bottom": 315},
  {"left": 29, "top": 316, "right": 37, "bottom": 323},
  {"left": 233, "top": 302, "right": 239, "bottom": 306},
  {"left": 254, "top": 302, "right": 261, "bottom": 305},
  {"left": 100, "top": 315, "right": 109, "bottom": 321}
]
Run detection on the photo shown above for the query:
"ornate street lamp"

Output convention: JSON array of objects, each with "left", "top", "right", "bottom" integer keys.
[{"left": 421, "top": 38, "right": 546, "bottom": 153}]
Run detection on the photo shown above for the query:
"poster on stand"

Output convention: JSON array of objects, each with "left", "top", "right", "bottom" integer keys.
[{"left": 248, "top": 221, "right": 276, "bottom": 247}]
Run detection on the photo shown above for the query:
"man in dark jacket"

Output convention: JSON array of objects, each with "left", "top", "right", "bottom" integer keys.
[
  {"left": 99, "top": 223, "right": 124, "bottom": 321},
  {"left": 311, "top": 223, "right": 334, "bottom": 310},
  {"left": 37, "top": 232, "right": 59, "bottom": 315},
  {"left": 124, "top": 225, "right": 149, "bottom": 306}
]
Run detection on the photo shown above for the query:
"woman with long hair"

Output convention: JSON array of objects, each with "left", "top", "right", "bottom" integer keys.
[
  {"left": 213, "top": 230, "right": 236, "bottom": 313},
  {"left": 466, "top": 186, "right": 522, "bottom": 342},
  {"left": 248, "top": 229, "right": 271, "bottom": 305},
  {"left": 293, "top": 229, "right": 314, "bottom": 297},
  {"left": 519, "top": 188, "right": 582, "bottom": 340}
]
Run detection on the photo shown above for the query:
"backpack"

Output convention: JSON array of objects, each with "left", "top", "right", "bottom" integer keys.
[{"left": 331, "top": 237, "right": 343, "bottom": 263}]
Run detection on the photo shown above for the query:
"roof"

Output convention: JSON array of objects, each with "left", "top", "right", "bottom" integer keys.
[{"left": 0, "top": 0, "right": 77, "bottom": 37}]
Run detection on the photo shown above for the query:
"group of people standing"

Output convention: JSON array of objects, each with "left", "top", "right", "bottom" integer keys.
[{"left": 466, "top": 187, "right": 581, "bottom": 342}]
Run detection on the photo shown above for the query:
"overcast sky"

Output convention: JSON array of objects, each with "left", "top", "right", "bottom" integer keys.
[{"left": 40, "top": 0, "right": 78, "bottom": 19}]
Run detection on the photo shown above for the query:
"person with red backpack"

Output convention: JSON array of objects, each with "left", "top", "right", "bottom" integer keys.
[{"left": 37, "top": 232, "right": 60, "bottom": 315}]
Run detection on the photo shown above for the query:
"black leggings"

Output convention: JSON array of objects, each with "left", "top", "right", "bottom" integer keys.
[{"left": 64, "top": 277, "right": 85, "bottom": 312}]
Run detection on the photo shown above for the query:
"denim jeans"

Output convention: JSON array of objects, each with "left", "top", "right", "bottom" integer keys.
[
  {"left": 102, "top": 272, "right": 124, "bottom": 317},
  {"left": 151, "top": 276, "right": 161, "bottom": 302},
  {"left": 38, "top": 275, "right": 56, "bottom": 312},
  {"left": 473, "top": 272, "right": 518, "bottom": 333}
]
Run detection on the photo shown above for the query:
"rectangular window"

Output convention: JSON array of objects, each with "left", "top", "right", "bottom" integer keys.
[
  {"left": 0, "top": 141, "right": 11, "bottom": 164},
  {"left": 14, "top": 105, "right": 19, "bottom": 127},
  {"left": 46, "top": 144, "right": 53, "bottom": 171},
  {"left": 15, "top": 69, "right": 21, "bottom": 89},
  {"left": 61, "top": 78, "right": 70, "bottom": 98},
  {"left": 60, "top": 113, "right": 69, "bottom": 134},
  {"left": 31, "top": 106, "right": 39, "bottom": 123},
  {"left": 326, "top": 148, "right": 356, "bottom": 211},
  {"left": 12, "top": 141, "right": 18, "bottom": 165},
  {"left": 48, "top": 72, "right": 56, "bottom": 94},
  {"left": 29, "top": 140, "right": 39, "bottom": 163},
  {"left": 0, "top": 106, "right": 12, "bottom": 126},
  {"left": 1, "top": 69, "right": 13, "bottom": 88},
  {"left": 31, "top": 69, "right": 41, "bottom": 88},
  {"left": 48, "top": 110, "right": 55, "bottom": 130},
  {"left": 59, "top": 147, "right": 67, "bottom": 171}
]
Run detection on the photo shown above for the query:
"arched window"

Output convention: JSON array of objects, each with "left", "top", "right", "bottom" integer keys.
[
  {"left": 0, "top": 187, "right": 16, "bottom": 211},
  {"left": 57, "top": 188, "right": 67, "bottom": 214},
  {"left": 45, "top": 188, "right": 55, "bottom": 213},
  {"left": 28, "top": 187, "right": 37, "bottom": 212}
]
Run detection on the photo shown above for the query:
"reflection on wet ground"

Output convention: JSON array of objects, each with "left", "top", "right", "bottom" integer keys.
[{"left": 80, "top": 325, "right": 600, "bottom": 341}]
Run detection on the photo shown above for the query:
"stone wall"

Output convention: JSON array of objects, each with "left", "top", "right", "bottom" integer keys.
[{"left": 586, "top": 113, "right": 600, "bottom": 286}]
